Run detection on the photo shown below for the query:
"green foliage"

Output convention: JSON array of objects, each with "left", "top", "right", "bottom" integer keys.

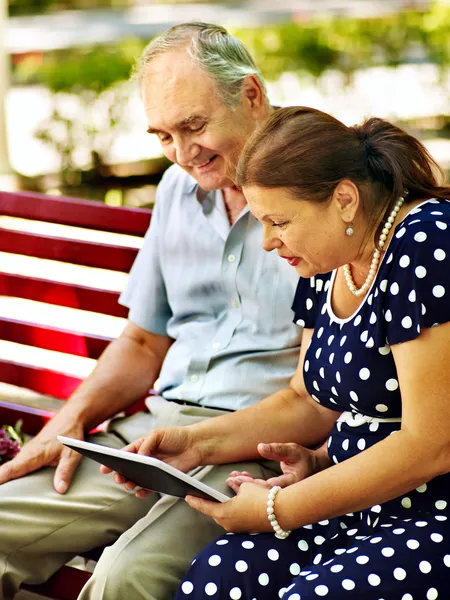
[
  {"left": 39, "top": 40, "right": 145, "bottom": 93},
  {"left": 26, "top": 2, "right": 450, "bottom": 186},
  {"left": 9, "top": 0, "right": 132, "bottom": 17},
  {"left": 233, "top": 2, "right": 450, "bottom": 81}
]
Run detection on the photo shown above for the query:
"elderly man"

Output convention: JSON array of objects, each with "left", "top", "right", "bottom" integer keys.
[{"left": 0, "top": 23, "right": 301, "bottom": 600}]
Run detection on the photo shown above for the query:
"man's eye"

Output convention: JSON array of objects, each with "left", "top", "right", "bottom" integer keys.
[
  {"left": 272, "top": 222, "right": 288, "bottom": 228},
  {"left": 158, "top": 133, "right": 171, "bottom": 143},
  {"left": 190, "top": 124, "right": 205, "bottom": 133}
]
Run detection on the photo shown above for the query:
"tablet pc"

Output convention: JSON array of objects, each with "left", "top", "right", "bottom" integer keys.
[{"left": 57, "top": 436, "right": 230, "bottom": 503}]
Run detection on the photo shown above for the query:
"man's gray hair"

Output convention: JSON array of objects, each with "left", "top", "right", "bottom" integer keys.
[{"left": 133, "top": 22, "right": 269, "bottom": 110}]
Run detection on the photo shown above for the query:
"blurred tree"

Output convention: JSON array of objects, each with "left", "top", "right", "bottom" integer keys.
[
  {"left": 11, "top": 2, "right": 450, "bottom": 187},
  {"left": 234, "top": 3, "right": 450, "bottom": 81},
  {"left": 9, "top": 0, "right": 131, "bottom": 16},
  {"left": 33, "top": 39, "right": 145, "bottom": 186}
]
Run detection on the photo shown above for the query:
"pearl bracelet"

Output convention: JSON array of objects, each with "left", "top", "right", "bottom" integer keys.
[{"left": 267, "top": 485, "right": 292, "bottom": 539}]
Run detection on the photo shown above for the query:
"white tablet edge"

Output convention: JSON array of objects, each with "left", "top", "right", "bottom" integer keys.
[{"left": 57, "top": 435, "right": 230, "bottom": 503}]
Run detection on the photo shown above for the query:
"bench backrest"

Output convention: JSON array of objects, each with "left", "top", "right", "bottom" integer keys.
[{"left": 0, "top": 190, "right": 151, "bottom": 432}]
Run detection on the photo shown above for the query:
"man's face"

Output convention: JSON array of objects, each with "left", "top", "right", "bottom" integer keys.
[{"left": 142, "top": 50, "right": 260, "bottom": 190}]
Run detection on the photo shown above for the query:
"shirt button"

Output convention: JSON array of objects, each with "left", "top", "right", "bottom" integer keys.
[
  {"left": 231, "top": 299, "right": 239, "bottom": 309},
  {"left": 227, "top": 254, "right": 236, "bottom": 263},
  {"left": 190, "top": 374, "right": 199, "bottom": 383},
  {"left": 212, "top": 342, "right": 221, "bottom": 350}
]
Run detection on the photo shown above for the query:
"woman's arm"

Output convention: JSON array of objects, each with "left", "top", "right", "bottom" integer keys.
[
  {"left": 189, "top": 321, "right": 450, "bottom": 532},
  {"left": 190, "top": 329, "right": 339, "bottom": 465}
]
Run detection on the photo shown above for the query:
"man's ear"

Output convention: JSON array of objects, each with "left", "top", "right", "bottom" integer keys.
[
  {"left": 241, "top": 75, "right": 267, "bottom": 120},
  {"left": 333, "top": 180, "right": 360, "bottom": 223}
]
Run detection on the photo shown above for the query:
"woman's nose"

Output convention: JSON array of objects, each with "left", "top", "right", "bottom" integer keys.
[{"left": 262, "top": 227, "right": 282, "bottom": 252}]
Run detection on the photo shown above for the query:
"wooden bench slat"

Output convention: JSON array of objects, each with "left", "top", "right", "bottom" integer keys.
[
  {"left": 0, "top": 228, "right": 139, "bottom": 272},
  {"left": 0, "top": 398, "right": 55, "bottom": 434},
  {"left": 0, "top": 317, "right": 111, "bottom": 359},
  {"left": 0, "top": 191, "right": 151, "bottom": 235},
  {"left": 0, "top": 360, "right": 82, "bottom": 399},
  {"left": 0, "top": 273, "right": 127, "bottom": 317},
  {"left": 0, "top": 191, "right": 153, "bottom": 599}
]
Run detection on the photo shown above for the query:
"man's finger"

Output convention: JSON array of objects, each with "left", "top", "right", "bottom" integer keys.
[
  {"left": 53, "top": 448, "right": 82, "bottom": 494},
  {"left": 0, "top": 451, "right": 42, "bottom": 485},
  {"left": 136, "top": 488, "right": 153, "bottom": 499}
]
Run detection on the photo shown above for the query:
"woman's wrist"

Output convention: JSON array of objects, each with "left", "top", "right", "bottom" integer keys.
[{"left": 267, "top": 486, "right": 292, "bottom": 538}]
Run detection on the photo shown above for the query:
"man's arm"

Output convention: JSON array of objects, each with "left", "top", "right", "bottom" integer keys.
[
  {"left": 63, "top": 322, "right": 172, "bottom": 431},
  {"left": 0, "top": 322, "right": 172, "bottom": 492}
]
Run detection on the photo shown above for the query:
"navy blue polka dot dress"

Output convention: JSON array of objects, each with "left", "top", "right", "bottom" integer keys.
[{"left": 175, "top": 199, "right": 450, "bottom": 600}]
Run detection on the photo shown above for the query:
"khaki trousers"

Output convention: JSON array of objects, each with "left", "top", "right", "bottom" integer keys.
[{"left": 0, "top": 398, "right": 279, "bottom": 600}]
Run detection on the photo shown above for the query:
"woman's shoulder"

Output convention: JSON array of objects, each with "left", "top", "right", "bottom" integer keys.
[
  {"left": 291, "top": 273, "right": 333, "bottom": 327},
  {"left": 386, "top": 199, "right": 450, "bottom": 262},
  {"left": 395, "top": 198, "right": 450, "bottom": 237},
  {"left": 372, "top": 198, "right": 450, "bottom": 346}
]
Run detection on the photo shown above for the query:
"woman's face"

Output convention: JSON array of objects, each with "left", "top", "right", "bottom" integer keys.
[{"left": 244, "top": 185, "right": 357, "bottom": 278}]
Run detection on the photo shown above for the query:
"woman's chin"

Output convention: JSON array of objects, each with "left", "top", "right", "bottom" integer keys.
[{"left": 295, "top": 263, "right": 317, "bottom": 278}]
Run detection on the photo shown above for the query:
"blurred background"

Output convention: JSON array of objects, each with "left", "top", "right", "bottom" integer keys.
[{"left": 1, "top": 0, "right": 450, "bottom": 207}]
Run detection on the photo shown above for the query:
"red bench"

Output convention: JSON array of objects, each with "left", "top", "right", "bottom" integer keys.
[{"left": 0, "top": 189, "right": 152, "bottom": 598}]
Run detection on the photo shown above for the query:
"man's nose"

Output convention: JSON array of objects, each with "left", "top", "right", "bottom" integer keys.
[{"left": 174, "top": 138, "right": 200, "bottom": 166}]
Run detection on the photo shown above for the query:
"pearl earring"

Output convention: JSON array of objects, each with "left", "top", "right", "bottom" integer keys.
[{"left": 345, "top": 225, "right": 354, "bottom": 236}]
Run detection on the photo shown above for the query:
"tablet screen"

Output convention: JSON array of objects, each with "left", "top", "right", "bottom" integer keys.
[{"left": 58, "top": 436, "right": 230, "bottom": 502}]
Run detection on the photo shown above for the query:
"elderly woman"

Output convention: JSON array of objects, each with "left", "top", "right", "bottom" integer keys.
[{"left": 113, "top": 107, "right": 450, "bottom": 598}]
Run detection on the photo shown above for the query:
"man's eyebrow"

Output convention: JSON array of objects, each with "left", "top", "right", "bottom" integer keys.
[
  {"left": 146, "top": 115, "right": 207, "bottom": 135},
  {"left": 261, "top": 213, "right": 286, "bottom": 220}
]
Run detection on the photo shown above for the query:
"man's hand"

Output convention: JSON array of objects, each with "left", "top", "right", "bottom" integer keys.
[
  {"left": 185, "top": 481, "right": 271, "bottom": 533},
  {"left": 100, "top": 426, "right": 202, "bottom": 499},
  {"left": 0, "top": 416, "right": 85, "bottom": 494},
  {"left": 226, "top": 441, "right": 331, "bottom": 493}
]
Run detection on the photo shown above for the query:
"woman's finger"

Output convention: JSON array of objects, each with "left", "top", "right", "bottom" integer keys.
[
  {"left": 185, "top": 495, "right": 220, "bottom": 517},
  {"left": 265, "top": 472, "right": 297, "bottom": 488}
]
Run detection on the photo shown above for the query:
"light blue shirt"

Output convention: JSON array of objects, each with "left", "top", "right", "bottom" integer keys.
[{"left": 120, "top": 164, "right": 302, "bottom": 411}]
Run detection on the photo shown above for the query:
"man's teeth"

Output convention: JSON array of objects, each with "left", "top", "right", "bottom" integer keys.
[{"left": 198, "top": 157, "right": 213, "bottom": 167}]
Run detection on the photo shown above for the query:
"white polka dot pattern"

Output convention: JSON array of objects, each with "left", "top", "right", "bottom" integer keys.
[{"left": 189, "top": 200, "right": 450, "bottom": 600}]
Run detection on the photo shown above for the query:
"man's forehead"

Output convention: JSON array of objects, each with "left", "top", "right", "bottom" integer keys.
[
  {"left": 142, "top": 54, "right": 219, "bottom": 118},
  {"left": 143, "top": 50, "right": 213, "bottom": 90}
]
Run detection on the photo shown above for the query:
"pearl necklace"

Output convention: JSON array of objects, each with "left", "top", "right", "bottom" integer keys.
[{"left": 343, "top": 194, "right": 406, "bottom": 296}]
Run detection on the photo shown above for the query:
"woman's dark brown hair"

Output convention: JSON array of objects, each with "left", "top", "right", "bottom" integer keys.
[{"left": 236, "top": 106, "right": 450, "bottom": 245}]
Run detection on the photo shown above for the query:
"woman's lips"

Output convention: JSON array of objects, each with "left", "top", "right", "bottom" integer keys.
[{"left": 280, "top": 256, "right": 300, "bottom": 267}]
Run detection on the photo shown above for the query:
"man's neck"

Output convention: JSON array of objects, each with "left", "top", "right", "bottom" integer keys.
[{"left": 221, "top": 186, "right": 247, "bottom": 226}]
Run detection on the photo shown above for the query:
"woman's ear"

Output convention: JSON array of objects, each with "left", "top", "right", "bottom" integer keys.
[{"left": 333, "top": 180, "right": 360, "bottom": 223}]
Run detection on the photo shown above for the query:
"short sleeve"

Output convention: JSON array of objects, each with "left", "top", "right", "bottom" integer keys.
[
  {"left": 292, "top": 274, "right": 331, "bottom": 328},
  {"left": 119, "top": 171, "right": 173, "bottom": 335},
  {"left": 374, "top": 209, "right": 450, "bottom": 345}
]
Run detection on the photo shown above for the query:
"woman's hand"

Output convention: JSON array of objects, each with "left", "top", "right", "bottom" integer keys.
[
  {"left": 226, "top": 441, "right": 331, "bottom": 493},
  {"left": 100, "top": 426, "right": 202, "bottom": 498},
  {"left": 186, "top": 481, "right": 272, "bottom": 533}
]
